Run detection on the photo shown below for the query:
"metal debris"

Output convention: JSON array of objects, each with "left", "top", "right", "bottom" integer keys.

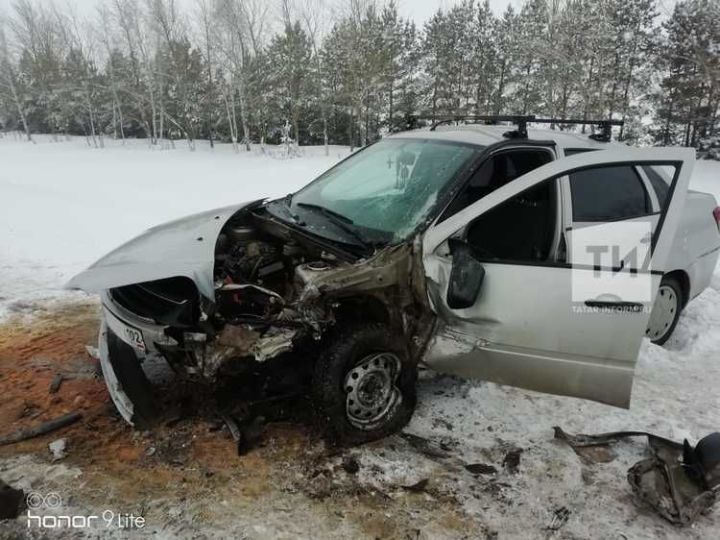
[
  {"left": 402, "top": 478, "right": 429, "bottom": 493},
  {"left": 465, "top": 463, "right": 497, "bottom": 475},
  {"left": 49, "top": 373, "right": 64, "bottom": 394},
  {"left": 555, "top": 426, "right": 720, "bottom": 526},
  {"left": 502, "top": 448, "right": 523, "bottom": 474},
  {"left": 341, "top": 456, "right": 360, "bottom": 474}
]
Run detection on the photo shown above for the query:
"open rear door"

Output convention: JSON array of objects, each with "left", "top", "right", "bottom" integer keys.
[{"left": 422, "top": 148, "right": 695, "bottom": 408}]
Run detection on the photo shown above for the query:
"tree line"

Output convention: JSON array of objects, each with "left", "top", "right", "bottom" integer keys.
[{"left": 0, "top": 0, "right": 718, "bottom": 154}]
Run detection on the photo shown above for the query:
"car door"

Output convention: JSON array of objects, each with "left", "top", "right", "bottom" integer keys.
[{"left": 421, "top": 148, "right": 694, "bottom": 408}]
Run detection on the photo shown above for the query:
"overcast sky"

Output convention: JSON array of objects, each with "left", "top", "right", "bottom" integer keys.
[
  {"left": 0, "top": 0, "right": 524, "bottom": 27},
  {"left": 0, "top": 0, "right": 678, "bottom": 28}
]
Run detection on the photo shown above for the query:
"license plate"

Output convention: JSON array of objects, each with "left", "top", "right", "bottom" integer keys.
[
  {"left": 104, "top": 307, "right": 147, "bottom": 353},
  {"left": 124, "top": 326, "right": 146, "bottom": 352}
]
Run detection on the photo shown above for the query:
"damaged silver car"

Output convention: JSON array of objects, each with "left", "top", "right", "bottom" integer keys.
[{"left": 68, "top": 121, "right": 720, "bottom": 444}]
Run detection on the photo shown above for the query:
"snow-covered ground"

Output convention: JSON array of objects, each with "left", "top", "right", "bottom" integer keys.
[
  {"left": 2, "top": 134, "right": 720, "bottom": 537},
  {"left": 0, "top": 135, "right": 347, "bottom": 316}
]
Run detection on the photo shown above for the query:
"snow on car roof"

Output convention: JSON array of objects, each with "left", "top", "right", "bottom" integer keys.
[{"left": 388, "top": 124, "right": 627, "bottom": 150}]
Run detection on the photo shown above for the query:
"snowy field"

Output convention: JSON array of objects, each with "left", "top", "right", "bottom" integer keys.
[
  {"left": 2, "top": 134, "right": 720, "bottom": 537},
  {"left": 0, "top": 135, "right": 348, "bottom": 316}
]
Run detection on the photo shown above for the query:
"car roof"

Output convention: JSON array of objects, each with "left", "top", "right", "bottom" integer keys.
[{"left": 387, "top": 124, "right": 627, "bottom": 151}]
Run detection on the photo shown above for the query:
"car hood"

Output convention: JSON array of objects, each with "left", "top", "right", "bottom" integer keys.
[{"left": 66, "top": 201, "right": 258, "bottom": 300}]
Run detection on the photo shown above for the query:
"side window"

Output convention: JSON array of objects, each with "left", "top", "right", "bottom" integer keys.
[
  {"left": 564, "top": 148, "right": 599, "bottom": 156},
  {"left": 465, "top": 180, "right": 556, "bottom": 263},
  {"left": 643, "top": 165, "right": 670, "bottom": 209},
  {"left": 569, "top": 166, "right": 651, "bottom": 222},
  {"left": 441, "top": 148, "right": 553, "bottom": 220}
]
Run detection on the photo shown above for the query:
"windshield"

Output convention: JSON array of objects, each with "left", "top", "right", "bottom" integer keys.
[{"left": 288, "top": 138, "right": 480, "bottom": 245}]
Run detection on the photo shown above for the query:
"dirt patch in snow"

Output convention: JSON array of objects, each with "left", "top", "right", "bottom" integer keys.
[
  {"left": 0, "top": 303, "right": 478, "bottom": 538},
  {"left": 1, "top": 298, "right": 719, "bottom": 538}
]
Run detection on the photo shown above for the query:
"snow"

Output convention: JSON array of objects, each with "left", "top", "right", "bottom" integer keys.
[
  {"left": 1, "top": 135, "right": 720, "bottom": 536},
  {"left": 0, "top": 135, "right": 346, "bottom": 317}
]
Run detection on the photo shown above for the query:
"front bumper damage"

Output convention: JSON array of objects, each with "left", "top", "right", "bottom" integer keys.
[{"left": 71, "top": 202, "right": 437, "bottom": 427}]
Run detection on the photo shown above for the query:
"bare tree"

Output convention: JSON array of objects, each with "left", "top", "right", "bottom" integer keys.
[{"left": 0, "top": 16, "right": 33, "bottom": 142}]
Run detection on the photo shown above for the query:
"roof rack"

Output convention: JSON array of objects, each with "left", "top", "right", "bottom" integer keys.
[{"left": 428, "top": 115, "right": 624, "bottom": 142}]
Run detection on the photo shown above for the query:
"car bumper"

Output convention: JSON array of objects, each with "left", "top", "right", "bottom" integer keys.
[{"left": 101, "top": 290, "right": 178, "bottom": 355}]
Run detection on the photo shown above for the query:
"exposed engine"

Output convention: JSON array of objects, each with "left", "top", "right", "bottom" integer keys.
[
  {"left": 108, "top": 206, "right": 425, "bottom": 383},
  {"left": 200, "top": 211, "right": 343, "bottom": 377}
]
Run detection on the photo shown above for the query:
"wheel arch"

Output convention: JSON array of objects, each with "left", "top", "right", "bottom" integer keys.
[
  {"left": 332, "top": 294, "right": 392, "bottom": 325},
  {"left": 664, "top": 269, "right": 690, "bottom": 308}
]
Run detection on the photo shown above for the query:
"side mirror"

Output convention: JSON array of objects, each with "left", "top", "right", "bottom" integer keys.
[{"left": 447, "top": 239, "right": 485, "bottom": 309}]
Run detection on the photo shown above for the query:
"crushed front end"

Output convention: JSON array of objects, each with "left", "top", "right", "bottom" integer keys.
[{"left": 94, "top": 202, "right": 434, "bottom": 425}]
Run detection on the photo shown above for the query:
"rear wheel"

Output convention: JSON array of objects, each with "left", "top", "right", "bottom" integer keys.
[
  {"left": 647, "top": 276, "right": 684, "bottom": 346},
  {"left": 312, "top": 323, "right": 417, "bottom": 445}
]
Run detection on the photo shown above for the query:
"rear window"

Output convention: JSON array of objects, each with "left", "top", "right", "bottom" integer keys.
[
  {"left": 643, "top": 166, "right": 670, "bottom": 209},
  {"left": 570, "top": 165, "right": 651, "bottom": 221}
]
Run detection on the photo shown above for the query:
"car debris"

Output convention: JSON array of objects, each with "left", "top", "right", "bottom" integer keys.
[
  {"left": 48, "top": 438, "right": 67, "bottom": 461},
  {"left": 554, "top": 426, "right": 720, "bottom": 525},
  {"left": 221, "top": 413, "right": 266, "bottom": 455},
  {"left": 0, "top": 479, "right": 24, "bottom": 520},
  {"left": 502, "top": 448, "right": 523, "bottom": 474},
  {"left": 341, "top": 455, "right": 360, "bottom": 474},
  {"left": 0, "top": 411, "right": 82, "bottom": 446},
  {"left": 48, "top": 373, "right": 64, "bottom": 394},
  {"left": 465, "top": 463, "right": 498, "bottom": 475},
  {"left": 546, "top": 506, "right": 571, "bottom": 531},
  {"left": 402, "top": 478, "right": 430, "bottom": 493}
]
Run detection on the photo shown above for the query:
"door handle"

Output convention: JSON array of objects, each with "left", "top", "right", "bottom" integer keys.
[
  {"left": 584, "top": 300, "right": 644, "bottom": 312},
  {"left": 640, "top": 233, "right": 652, "bottom": 244}
]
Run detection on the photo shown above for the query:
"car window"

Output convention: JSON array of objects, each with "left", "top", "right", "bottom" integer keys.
[
  {"left": 642, "top": 165, "right": 670, "bottom": 209},
  {"left": 564, "top": 148, "right": 598, "bottom": 156},
  {"left": 465, "top": 179, "right": 556, "bottom": 262},
  {"left": 291, "top": 138, "right": 480, "bottom": 243},
  {"left": 569, "top": 165, "right": 651, "bottom": 222},
  {"left": 441, "top": 148, "right": 553, "bottom": 220}
]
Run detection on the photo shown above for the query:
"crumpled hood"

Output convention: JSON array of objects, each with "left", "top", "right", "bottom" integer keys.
[{"left": 66, "top": 201, "right": 258, "bottom": 300}]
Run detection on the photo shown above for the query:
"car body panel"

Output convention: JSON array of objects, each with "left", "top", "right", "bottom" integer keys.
[
  {"left": 422, "top": 147, "right": 696, "bottom": 408},
  {"left": 66, "top": 202, "right": 257, "bottom": 300}
]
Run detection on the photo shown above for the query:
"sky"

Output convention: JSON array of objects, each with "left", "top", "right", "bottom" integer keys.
[
  {"left": 0, "top": 0, "right": 524, "bottom": 27},
  {"left": 0, "top": 0, "right": 680, "bottom": 28}
]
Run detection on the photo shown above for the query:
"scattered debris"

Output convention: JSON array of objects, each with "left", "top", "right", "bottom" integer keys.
[
  {"left": 400, "top": 432, "right": 451, "bottom": 460},
  {"left": 555, "top": 426, "right": 720, "bottom": 526},
  {"left": 432, "top": 418, "right": 454, "bottom": 431},
  {"left": 221, "top": 414, "right": 241, "bottom": 442},
  {"left": 464, "top": 463, "right": 497, "bottom": 475},
  {"left": 341, "top": 456, "right": 360, "bottom": 474},
  {"left": 48, "top": 438, "right": 67, "bottom": 461},
  {"left": 502, "top": 448, "right": 523, "bottom": 474},
  {"left": 0, "top": 411, "right": 82, "bottom": 446},
  {"left": 0, "top": 479, "right": 24, "bottom": 520},
  {"left": 221, "top": 413, "right": 266, "bottom": 456},
  {"left": 48, "top": 373, "right": 64, "bottom": 394},
  {"left": 238, "top": 416, "right": 266, "bottom": 455},
  {"left": 402, "top": 478, "right": 429, "bottom": 493},
  {"left": 547, "top": 506, "right": 571, "bottom": 531}
]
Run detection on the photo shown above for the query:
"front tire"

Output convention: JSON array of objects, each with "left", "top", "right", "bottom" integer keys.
[
  {"left": 312, "top": 323, "right": 417, "bottom": 445},
  {"left": 647, "top": 276, "right": 684, "bottom": 346}
]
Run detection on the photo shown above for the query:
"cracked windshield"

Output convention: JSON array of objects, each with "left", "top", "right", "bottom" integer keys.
[{"left": 290, "top": 139, "right": 480, "bottom": 244}]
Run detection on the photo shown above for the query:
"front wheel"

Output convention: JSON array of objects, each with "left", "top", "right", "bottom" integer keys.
[
  {"left": 312, "top": 324, "right": 417, "bottom": 445},
  {"left": 647, "top": 276, "right": 684, "bottom": 346}
]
